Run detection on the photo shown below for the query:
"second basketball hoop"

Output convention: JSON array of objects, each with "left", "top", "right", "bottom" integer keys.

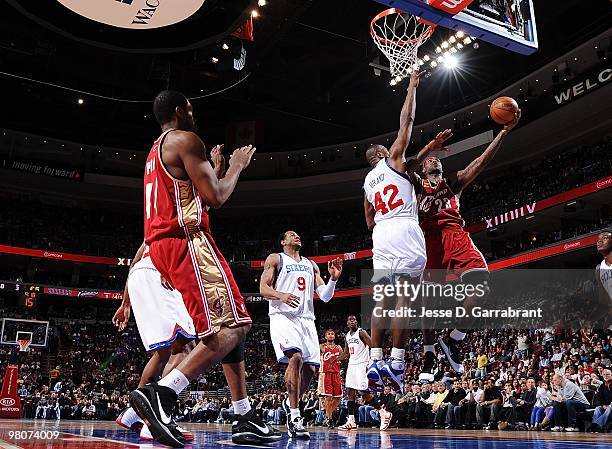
[{"left": 370, "top": 8, "right": 436, "bottom": 82}]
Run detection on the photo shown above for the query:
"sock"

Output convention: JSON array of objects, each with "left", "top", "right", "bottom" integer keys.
[
  {"left": 232, "top": 398, "right": 252, "bottom": 416},
  {"left": 347, "top": 414, "right": 355, "bottom": 423},
  {"left": 370, "top": 348, "right": 383, "bottom": 361},
  {"left": 347, "top": 400, "right": 356, "bottom": 417},
  {"left": 121, "top": 407, "right": 143, "bottom": 426},
  {"left": 423, "top": 345, "right": 435, "bottom": 354},
  {"left": 450, "top": 329, "right": 466, "bottom": 341},
  {"left": 158, "top": 369, "right": 189, "bottom": 394},
  {"left": 390, "top": 347, "right": 405, "bottom": 361},
  {"left": 290, "top": 408, "right": 301, "bottom": 420}
]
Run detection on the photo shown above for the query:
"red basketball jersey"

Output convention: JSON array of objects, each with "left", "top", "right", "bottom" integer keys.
[
  {"left": 321, "top": 344, "right": 342, "bottom": 373},
  {"left": 418, "top": 175, "right": 465, "bottom": 232},
  {"left": 143, "top": 130, "right": 210, "bottom": 244}
]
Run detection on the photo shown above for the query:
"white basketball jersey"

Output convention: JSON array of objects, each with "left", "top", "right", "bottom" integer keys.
[
  {"left": 346, "top": 328, "right": 369, "bottom": 365},
  {"left": 269, "top": 253, "right": 315, "bottom": 320},
  {"left": 363, "top": 159, "right": 418, "bottom": 224},
  {"left": 599, "top": 260, "right": 612, "bottom": 300}
]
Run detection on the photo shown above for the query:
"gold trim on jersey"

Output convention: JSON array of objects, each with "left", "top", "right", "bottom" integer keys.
[
  {"left": 175, "top": 182, "right": 201, "bottom": 234},
  {"left": 156, "top": 129, "right": 191, "bottom": 184}
]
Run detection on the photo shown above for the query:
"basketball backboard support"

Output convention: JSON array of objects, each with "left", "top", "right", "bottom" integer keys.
[
  {"left": 0, "top": 318, "right": 49, "bottom": 348},
  {"left": 373, "top": 0, "right": 538, "bottom": 55}
]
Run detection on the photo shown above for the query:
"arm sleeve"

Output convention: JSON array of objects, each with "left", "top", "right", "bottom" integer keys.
[{"left": 316, "top": 279, "right": 337, "bottom": 303}]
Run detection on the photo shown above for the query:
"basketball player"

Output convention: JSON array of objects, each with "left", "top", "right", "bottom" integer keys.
[
  {"left": 595, "top": 229, "right": 612, "bottom": 329},
  {"left": 317, "top": 329, "right": 343, "bottom": 428},
  {"left": 416, "top": 110, "right": 521, "bottom": 375},
  {"left": 337, "top": 315, "right": 372, "bottom": 431},
  {"left": 362, "top": 70, "right": 449, "bottom": 393},
  {"left": 128, "top": 90, "right": 279, "bottom": 447},
  {"left": 113, "top": 145, "right": 225, "bottom": 441},
  {"left": 260, "top": 230, "right": 343, "bottom": 438}
]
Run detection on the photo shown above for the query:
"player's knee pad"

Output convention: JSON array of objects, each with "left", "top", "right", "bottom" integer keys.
[{"left": 221, "top": 338, "right": 245, "bottom": 364}]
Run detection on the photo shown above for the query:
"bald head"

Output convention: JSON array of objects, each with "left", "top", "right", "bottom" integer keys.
[{"left": 365, "top": 144, "right": 389, "bottom": 167}]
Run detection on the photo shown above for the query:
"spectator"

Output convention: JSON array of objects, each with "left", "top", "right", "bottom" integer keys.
[
  {"left": 551, "top": 374, "right": 590, "bottom": 431},
  {"left": 477, "top": 378, "right": 502, "bottom": 430},
  {"left": 590, "top": 368, "right": 612, "bottom": 432}
]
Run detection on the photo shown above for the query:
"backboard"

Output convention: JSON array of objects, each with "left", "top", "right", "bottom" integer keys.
[
  {"left": 0, "top": 318, "right": 49, "bottom": 348},
  {"left": 373, "top": 0, "right": 538, "bottom": 55}
]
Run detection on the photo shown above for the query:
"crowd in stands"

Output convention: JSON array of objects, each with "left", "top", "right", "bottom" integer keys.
[{"left": 1, "top": 298, "right": 610, "bottom": 432}]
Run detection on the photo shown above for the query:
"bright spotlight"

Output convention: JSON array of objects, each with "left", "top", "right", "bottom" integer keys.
[
  {"left": 211, "top": 56, "right": 219, "bottom": 63},
  {"left": 450, "top": 47, "right": 458, "bottom": 54},
  {"left": 77, "top": 98, "right": 84, "bottom": 105},
  {"left": 463, "top": 37, "right": 472, "bottom": 45},
  {"left": 435, "top": 46, "right": 442, "bottom": 53},
  {"left": 441, "top": 41, "right": 449, "bottom": 49},
  {"left": 456, "top": 31, "right": 465, "bottom": 38},
  {"left": 257, "top": 0, "right": 267, "bottom": 5},
  {"left": 222, "top": 43, "right": 230, "bottom": 50},
  {"left": 444, "top": 55, "right": 459, "bottom": 70},
  {"left": 423, "top": 55, "right": 430, "bottom": 62},
  {"left": 430, "top": 61, "right": 438, "bottom": 68},
  {"left": 449, "top": 36, "right": 456, "bottom": 44},
  {"left": 251, "top": 9, "right": 259, "bottom": 17},
  {"left": 456, "top": 43, "right": 464, "bottom": 49},
  {"left": 436, "top": 56, "right": 443, "bottom": 63}
]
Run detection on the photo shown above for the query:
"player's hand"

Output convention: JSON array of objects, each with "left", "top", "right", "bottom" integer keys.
[
  {"left": 328, "top": 257, "right": 343, "bottom": 280},
  {"left": 229, "top": 145, "right": 256, "bottom": 170},
  {"left": 112, "top": 304, "right": 131, "bottom": 331},
  {"left": 210, "top": 144, "right": 225, "bottom": 167},
  {"left": 430, "top": 129, "right": 453, "bottom": 152},
  {"left": 409, "top": 70, "right": 424, "bottom": 89},
  {"left": 160, "top": 276, "right": 174, "bottom": 291},
  {"left": 279, "top": 292, "right": 301, "bottom": 308},
  {"left": 502, "top": 109, "right": 521, "bottom": 134}
]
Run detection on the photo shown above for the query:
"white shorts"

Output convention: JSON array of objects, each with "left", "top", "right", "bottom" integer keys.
[
  {"left": 269, "top": 314, "right": 321, "bottom": 367},
  {"left": 345, "top": 361, "right": 369, "bottom": 391},
  {"left": 372, "top": 218, "right": 426, "bottom": 281},
  {"left": 128, "top": 256, "right": 196, "bottom": 352}
]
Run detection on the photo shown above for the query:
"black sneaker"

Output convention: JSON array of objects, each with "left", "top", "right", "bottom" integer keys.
[
  {"left": 232, "top": 409, "right": 282, "bottom": 444},
  {"left": 129, "top": 383, "right": 185, "bottom": 448},
  {"left": 287, "top": 416, "right": 310, "bottom": 439},
  {"left": 438, "top": 336, "right": 464, "bottom": 373}
]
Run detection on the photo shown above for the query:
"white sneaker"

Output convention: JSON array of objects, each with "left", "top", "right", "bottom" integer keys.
[
  {"left": 564, "top": 427, "right": 579, "bottom": 432},
  {"left": 139, "top": 425, "right": 154, "bottom": 441},
  {"left": 338, "top": 421, "right": 358, "bottom": 431},
  {"left": 379, "top": 409, "right": 393, "bottom": 430},
  {"left": 551, "top": 426, "right": 563, "bottom": 432}
]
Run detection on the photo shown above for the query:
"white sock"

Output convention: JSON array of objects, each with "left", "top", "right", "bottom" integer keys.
[
  {"left": 450, "top": 329, "right": 466, "bottom": 341},
  {"left": 158, "top": 369, "right": 189, "bottom": 394},
  {"left": 347, "top": 414, "right": 355, "bottom": 423},
  {"left": 370, "top": 348, "right": 383, "bottom": 361},
  {"left": 121, "top": 407, "right": 143, "bottom": 426},
  {"left": 232, "top": 398, "right": 252, "bottom": 416},
  {"left": 423, "top": 345, "right": 435, "bottom": 354},
  {"left": 290, "top": 408, "right": 301, "bottom": 420},
  {"left": 390, "top": 347, "right": 405, "bottom": 361}
]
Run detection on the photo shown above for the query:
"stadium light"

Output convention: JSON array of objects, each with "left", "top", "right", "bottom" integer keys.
[
  {"left": 435, "top": 46, "right": 442, "bottom": 54},
  {"left": 251, "top": 9, "right": 259, "bottom": 17},
  {"left": 212, "top": 56, "right": 219, "bottom": 63},
  {"left": 441, "top": 41, "right": 449, "bottom": 49},
  {"left": 463, "top": 37, "right": 472, "bottom": 45},
  {"left": 222, "top": 43, "right": 230, "bottom": 50},
  {"left": 444, "top": 55, "right": 459, "bottom": 70},
  {"left": 257, "top": 0, "right": 267, "bottom": 5},
  {"left": 423, "top": 55, "right": 430, "bottom": 62},
  {"left": 78, "top": 98, "right": 84, "bottom": 105},
  {"left": 456, "top": 31, "right": 465, "bottom": 38},
  {"left": 430, "top": 61, "right": 438, "bottom": 68},
  {"left": 449, "top": 36, "right": 456, "bottom": 44}
]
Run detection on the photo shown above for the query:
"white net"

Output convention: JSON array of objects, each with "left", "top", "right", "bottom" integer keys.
[{"left": 371, "top": 9, "right": 435, "bottom": 79}]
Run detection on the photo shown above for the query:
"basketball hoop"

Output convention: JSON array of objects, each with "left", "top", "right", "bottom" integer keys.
[
  {"left": 371, "top": 8, "right": 436, "bottom": 79},
  {"left": 18, "top": 339, "right": 31, "bottom": 352}
]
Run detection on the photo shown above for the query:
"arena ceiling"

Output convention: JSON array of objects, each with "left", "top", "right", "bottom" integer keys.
[{"left": 0, "top": 0, "right": 610, "bottom": 153}]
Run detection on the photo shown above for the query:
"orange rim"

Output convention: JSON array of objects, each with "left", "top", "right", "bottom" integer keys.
[{"left": 370, "top": 8, "right": 436, "bottom": 46}]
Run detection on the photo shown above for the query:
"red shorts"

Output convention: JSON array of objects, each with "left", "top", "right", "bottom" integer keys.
[
  {"left": 317, "top": 372, "right": 342, "bottom": 397},
  {"left": 424, "top": 228, "right": 487, "bottom": 282},
  {"left": 149, "top": 230, "right": 251, "bottom": 338}
]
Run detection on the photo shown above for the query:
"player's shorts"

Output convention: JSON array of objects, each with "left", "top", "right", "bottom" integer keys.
[
  {"left": 424, "top": 227, "right": 488, "bottom": 282},
  {"left": 371, "top": 218, "right": 427, "bottom": 282},
  {"left": 149, "top": 230, "right": 252, "bottom": 339},
  {"left": 345, "top": 361, "right": 369, "bottom": 391},
  {"left": 127, "top": 256, "right": 197, "bottom": 352},
  {"left": 317, "top": 371, "right": 342, "bottom": 397},
  {"left": 269, "top": 314, "right": 321, "bottom": 366}
]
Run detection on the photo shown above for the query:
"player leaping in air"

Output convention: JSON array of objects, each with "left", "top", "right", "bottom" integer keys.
[
  {"left": 260, "top": 231, "right": 342, "bottom": 439},
  {"left": 414, "top": 109, "right": 521, "bottom": 376},
  {"left": 363, "top": 70, "right": 451, "bottom": 393}
]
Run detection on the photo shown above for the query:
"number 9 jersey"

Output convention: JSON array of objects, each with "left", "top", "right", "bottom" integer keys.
[{"left": 363, "top": 159, "right": 426, "bottom": 280}]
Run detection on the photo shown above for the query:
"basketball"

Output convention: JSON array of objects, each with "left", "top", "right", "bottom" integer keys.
[{"left": 490, "top": 96, "right": 519, "bottom": 125}]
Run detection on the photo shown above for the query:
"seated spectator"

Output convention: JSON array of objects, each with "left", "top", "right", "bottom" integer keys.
[
  {"left": 551, "top": 374, "right": 590, "bottom": 431},
  {"left": 432, "top": 383, "right": 449, "bottom": 428},
  {"left": 442, "top": 380, "right": 467, "bottom": 429},
  {"left": 590, "top": 368, "right": 611, "bottom": 433},
  {"left": 516, "top": 378, "right": 537, "bottom": 424},
  {"left": 530, "top": 380, "right": 551, "bottom": 430},
  {"left": 459, "top": 379, "right": 483, "bottom": 429},
  {"left": 477, "top": 378, "right": 502, "bottom": 430},
  {"left": 498, "top": 382, "right": 517, "bottom": 430}
]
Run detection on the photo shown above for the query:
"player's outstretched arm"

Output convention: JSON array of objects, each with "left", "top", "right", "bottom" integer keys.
[
  {"left": 364, "top": 194, "right": 375, "bottom": 231},
  {"left": 456, "top": 110, "right": 521, "bottom": 191},
  {"left": 259, "top": 253, "right": 301, "bottom": 307},
  {"left": 388, "top": 71, "right": 422, "bottom": 171},
  {"left": 174, "top": 132, "right": 255, "bottom": 208},
  {"left": 314, "top": 257, "right": 342, "bottom": 303}
]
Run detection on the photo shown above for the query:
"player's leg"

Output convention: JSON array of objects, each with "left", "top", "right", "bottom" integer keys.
[
  {"left": 338, "top": 388, "right": 358, "bottom": 430},
  {"left": 132, "top": 237, "right": 277, "bottom": 447}
]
